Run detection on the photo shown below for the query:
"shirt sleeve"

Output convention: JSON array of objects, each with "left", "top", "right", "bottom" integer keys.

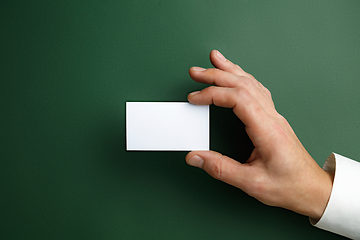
[{"left": 311, "top": 153, "right": 360, "bottom": 239}]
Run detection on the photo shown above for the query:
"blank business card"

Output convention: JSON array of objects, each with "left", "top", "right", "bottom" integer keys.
[{"left": 126, "top": 102, "right": 209, "bottom": 151}]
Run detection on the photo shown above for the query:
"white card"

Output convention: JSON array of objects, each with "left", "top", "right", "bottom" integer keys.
[{"left": 126, "top": 102, "right": 209, "bottom": 151}]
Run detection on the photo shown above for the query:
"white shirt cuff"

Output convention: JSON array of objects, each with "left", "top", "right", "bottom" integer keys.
[{"left": 312, "top": 153, "right": 360, "bottom": 239}]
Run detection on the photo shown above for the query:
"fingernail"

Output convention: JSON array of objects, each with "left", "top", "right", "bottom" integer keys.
[
  {"left": 192, "top": 67, "right": 206, "bottom": 72},
  {"left": 188, "top": 155, "right": 204, "bottom": 168},
  {"left": 216, "top": 51, "right": 226, "bottom": 61},
  {"left": 189, "top": 91, "right": 200, "bottom": 96}
]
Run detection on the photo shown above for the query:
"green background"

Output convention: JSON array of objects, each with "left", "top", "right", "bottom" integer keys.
[{"left": 1, "top": 0, "right": 358, "bottom": 239}]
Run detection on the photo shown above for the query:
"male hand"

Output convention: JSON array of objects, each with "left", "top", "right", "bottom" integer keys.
[{"left": 186, "top": 50, "right": 334, "bottom": 221}]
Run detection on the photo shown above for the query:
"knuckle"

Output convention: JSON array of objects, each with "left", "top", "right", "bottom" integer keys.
[
  {"left": 208, "top": 68, "right": 223, "bottom": 78},
  {"left": 278, "top": 114, "right": 290, "bottom": 126},
  {"left": 265, "top": 88, "right": 272, "bottom": 97},
  {"left": 238, "top": 76, "right": 255, "bottom": 88},
  {"left": 212, "top": 72, "right": 224, "bottom": 85},
  {"left": 247, "top": 73, "right": 255, "bottom": 79},
  {"left": 207, "top": 160, "right": 223, "bottom": 181},
  {"left": 250, "top": 184, "right": 271, "bottom": 203},
  {"left": 249, "top": 183, "right": 264, "bottom": 197},
  {"left": 232, "top": 64, "right": 242, "bottom": 72},
  {"left": 206, "top": 68, "right": 217, "bottom": 75},
  {"left": 207, "top": 85, "right": 217, "bottom": 93},
  {"left": 260, "top": 83, "right": 272, "bottom": 98},
  {"left": 234, "top": 87, "right": 250, "bottom": 98},
  {"left": 275, "top": 113, "right": 286, "bottom": 122},
  {"left": 245, "top": 175, "right": 268, "bottom": 198}
]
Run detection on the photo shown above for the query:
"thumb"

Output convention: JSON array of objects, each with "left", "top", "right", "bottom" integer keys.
[{"left": 186, "top": 150, "right": 250, "bottom": 188}]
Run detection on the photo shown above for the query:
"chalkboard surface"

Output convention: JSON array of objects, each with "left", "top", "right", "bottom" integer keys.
[{"left": 2, "top": 1, "right": 358, "bottom": 239}]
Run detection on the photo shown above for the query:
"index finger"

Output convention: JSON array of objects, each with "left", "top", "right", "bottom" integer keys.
[
  {"left": 188, "top": 86, "right": 271, "bottom": 140},
  {"left": 189, "top": 67, "right": 255, "bottom": 89}
]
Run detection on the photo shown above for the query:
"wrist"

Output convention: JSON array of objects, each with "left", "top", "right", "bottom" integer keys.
[
  {"left": 312, "top": 170, "right": 334, "bottom": 221},
  {"left": 306, "top": 169, "right": 334, "bottom": 221},
  {"left": 283, "top": 165, "right": 334, "bottom": 221}
]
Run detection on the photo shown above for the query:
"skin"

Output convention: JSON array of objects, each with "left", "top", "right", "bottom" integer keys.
[{"left": 186, "top": 50, "right": 334, "bottom": 221}]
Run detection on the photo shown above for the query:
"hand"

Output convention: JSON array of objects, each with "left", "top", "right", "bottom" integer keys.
[{"left": 186, "top": 50, "right": 334, "bottom": 221}]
